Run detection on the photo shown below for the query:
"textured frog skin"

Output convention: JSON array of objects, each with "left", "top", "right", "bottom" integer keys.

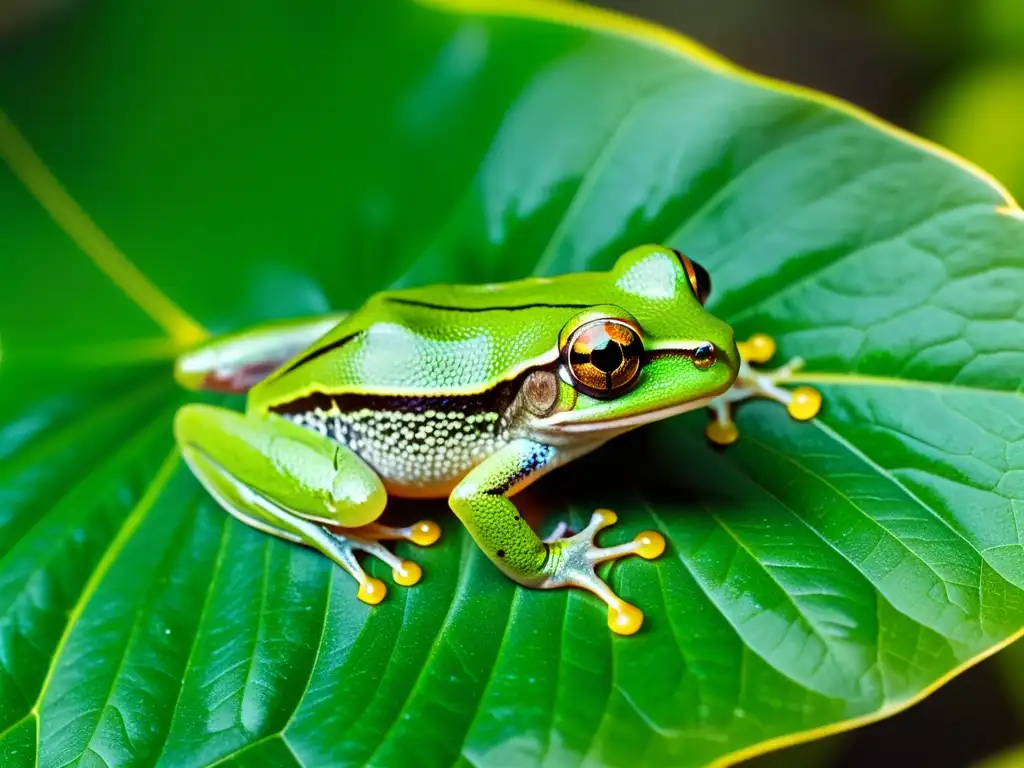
[{"left": 250, "top": 247, "right": 728, "bottom": 405}]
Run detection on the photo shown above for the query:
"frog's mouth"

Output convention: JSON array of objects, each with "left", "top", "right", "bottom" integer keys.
[
  {"left": 530, "top": 340, "right": 738, "bottom": 439},
  {"left": 532, "top": 395, "right": 716, "bottom": 437}
]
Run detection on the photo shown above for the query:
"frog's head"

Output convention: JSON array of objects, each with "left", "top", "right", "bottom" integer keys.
[{"left": 528, "top": 244, "right": 739, "bottom": 439}]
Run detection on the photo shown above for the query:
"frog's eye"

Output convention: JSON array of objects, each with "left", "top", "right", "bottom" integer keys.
[
  {"left": 563, "top": 318, "right": 644, "bottom": 399},
  {"left": 672, "top": 249, "right": 711, "bottom": 306}
]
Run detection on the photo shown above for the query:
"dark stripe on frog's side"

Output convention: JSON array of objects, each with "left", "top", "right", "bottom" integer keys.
[
  {"left": 270, "top": 371, "right": 527, "bottom": 418},
  {"left": 387, "top": 298, "right": 592, "bottom": 313}
]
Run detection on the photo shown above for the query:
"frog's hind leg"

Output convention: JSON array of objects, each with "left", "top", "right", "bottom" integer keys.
[
  {"left": 185, "top": 449, "right": 388, "bottom": 603},
  {"left": 335, "top": 521, "right": 444, "bottom": 586},
  {"left": 175, "top": 312, "right": 349, "bottom": 393},
  {"left": 175, "top": 403, "right": 425, "bottom": 604},
  {"left": 350, "top": 521, "right": 443, "bottom": 547}
]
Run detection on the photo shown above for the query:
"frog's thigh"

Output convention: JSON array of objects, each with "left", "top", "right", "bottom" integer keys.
[
  {"left": 175, "top": 312, "right": 348, "bottom": 392},
  {"left": 174, "top": 404, "right": 420, "bottom": 603},
  {"left": 175, "top": 403, "right": 385, "bottom": 528}
]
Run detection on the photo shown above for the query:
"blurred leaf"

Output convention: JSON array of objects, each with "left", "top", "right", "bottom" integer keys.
[
  {"left": 868, "top": 0, "right": 966, "bottom": 51},
  {"left": 984, "top": 638, "right": 1024, "bottom": 767},
  {"left": 975, "top": 744, "right": 1024, "bottom": 768},
  {"left": 966, "top": 577, "right": 1024, "bottom": 768},
  {"left": 996, "top": 637, "right": 1024, "bottom": 721},
  {"left": 745, "top": 731, "right": 848, "bottom": 768},
  {"left": 919, "top": 62, "right": 1024, "bottom": 199},
  {"left": 1, "top": 1, "right": 1023, "bottom": 766},
  {"left": 972, "top": 0, "right": 1024, "bottom": 56}
]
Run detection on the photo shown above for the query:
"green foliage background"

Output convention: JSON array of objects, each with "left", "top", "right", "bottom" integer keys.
[{"left": 0, "top": 1, "right": 1022, "bottom": 766}]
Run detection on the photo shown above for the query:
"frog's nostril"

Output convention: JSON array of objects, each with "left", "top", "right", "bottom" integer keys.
[{"left": 692, "top": 342, "right": 716, "bottom": 370}]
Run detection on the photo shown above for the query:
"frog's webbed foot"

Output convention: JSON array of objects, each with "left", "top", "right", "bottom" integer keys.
[
  {"left": 189, "top": 454, "right": 419, "bottom": 605},
  {"left": 338, "top": 520, "right": 444, "bottom": 590},
  {"left": 542, "top": 520, "right": 572, "bottom": 543},
  {"left": 542, "top": 510, "right": 665, "bottom": 636},
  {"left": 202, "top": 466, "right": 431, "bottom": 605},
  {"left": 324, "top": 529, "right": 430, "bottom": 599},
  {"left": 706, "top": 333, "right": 822, "bottom": 446}
]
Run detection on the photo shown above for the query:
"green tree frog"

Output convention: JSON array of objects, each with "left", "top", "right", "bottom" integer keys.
[{"left": 173, "top": 244, "right": 820, "bottom": 635}]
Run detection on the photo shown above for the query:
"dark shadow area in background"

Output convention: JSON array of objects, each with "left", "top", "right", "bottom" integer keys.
[{"left": 592, "top": 0, "right": 963, "bottom": 130}]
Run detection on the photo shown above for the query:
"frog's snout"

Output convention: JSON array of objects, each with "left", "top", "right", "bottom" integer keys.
[
  {"left": 698, "top": 321, "right": 739, "bottom": 379},
  {"left": 719, "top": 334, "right": 741, "bottom": 377}
]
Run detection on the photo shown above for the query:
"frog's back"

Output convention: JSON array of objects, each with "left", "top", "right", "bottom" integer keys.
[{"left": 252, "top": 272, "right": 610, "bottom": 405}]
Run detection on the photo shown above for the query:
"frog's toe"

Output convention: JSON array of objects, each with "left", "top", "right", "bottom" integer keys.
[
  {"left": 634, "top": 531, "right": 667, "bottom": 559},
  {"left": 787, "top": 386, "right": 822, "bottom": 420},
  {"left": 316, "top": 530, "right": 391, "bottom": 604},
  {"left": 356, "top": 577, "right": 388, "bottom": 605},
  {"left": 590, "top": 529, "right": 665, "bottom": 563},
  {"left": 408, "top": 520, "right": 442, "bottom": 547},
  {"left": 705, "top": 332, "right": 823, "bottom": 445},
  {"left": 608, "top": 600, "right": 645, "bottom": 636},
  {"left": 351, "top": 520, "right": 442, "bottom": 547},
  {"left": 543, "top": 509, "right": 663, "bottom": 636},
  {"left": 332, "top": 531, "right": 427, "bottom": 596},
  {"left": 542, "top": 520, "right": 572, "bottom": 544},
  {"left": 737, "top": 332, "right": 776, "bottom": 364},
  {"left": 754, "top": 376, "right": 822, "bottom": 422},
  {"left": 393, "top": 559, "right": 423, "bottom": 586},
  {"left": 705, "top": 401, "right": 739, "bottom": 446},
  {"left": 705, "top": 419, "right": 739, "bottom": 446}
]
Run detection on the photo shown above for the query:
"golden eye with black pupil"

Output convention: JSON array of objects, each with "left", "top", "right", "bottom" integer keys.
[
  {"left": 692, "top": 342, "right": 716, "bottom": 369},
  {"left": 563, "top": 319, "right": 643, "bottom": 399},
  {"left": 671, "top": 248, "right": 712, "bottom": 305}
]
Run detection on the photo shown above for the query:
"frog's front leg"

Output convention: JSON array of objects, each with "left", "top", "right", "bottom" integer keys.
[
  {"left": 449, "top": 439, "right": 665, "bottom": 636},
  {"left": 174, "top": 404, "right": 438, "bottom": 603},
  {"left": 705, "top": 333, "right": 823, "bottom": 445}
]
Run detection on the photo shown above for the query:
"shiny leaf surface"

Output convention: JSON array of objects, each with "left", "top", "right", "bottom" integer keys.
[{"left": 1, "top": 1, "right": 1022, "bottom": 766}]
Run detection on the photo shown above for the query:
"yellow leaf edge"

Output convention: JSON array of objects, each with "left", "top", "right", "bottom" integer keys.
[{"left": 418, "top": 0, "right": 1023, "bottom": 223}]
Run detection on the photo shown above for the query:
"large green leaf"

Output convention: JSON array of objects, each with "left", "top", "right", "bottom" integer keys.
[{"left": 1, "top": 0, "right": 1022, "bottom": 765}]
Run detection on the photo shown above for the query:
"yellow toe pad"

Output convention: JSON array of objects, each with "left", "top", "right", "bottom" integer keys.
[
  {"left": 409, "top": 520, "right": 442, "bottom": 547},
  {"left": 738, "top": 333, "right": 776, "bottom": 364},
  {"left": 608, "top": 602, "right": 644, "bottom": 636},
  {"left": 357, "top": 577, "right": 387, "bottom": 605},
  {"left": 706, "top": 420, "right": 739, "bottom": 445},
  {"left": 787, "top": 386, "right": 822, "bottom": 420},
  {"left": 393, "top": 560, "right": 422, "bottom": 587},
  {"left": 634, "top": 531, "right": 666, "bottom": 560}
]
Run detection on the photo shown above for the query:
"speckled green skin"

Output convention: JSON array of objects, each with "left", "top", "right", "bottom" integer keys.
[{"left": 174, "top": 245, "right": 740, "bottom": 591}]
